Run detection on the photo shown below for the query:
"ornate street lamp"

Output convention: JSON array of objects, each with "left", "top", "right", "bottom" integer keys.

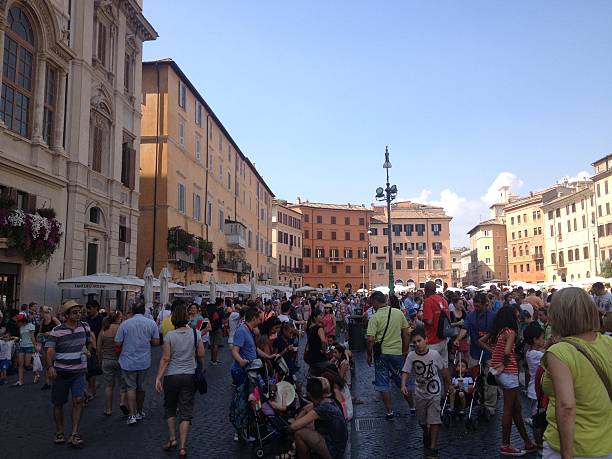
[{"left": 375, "top": 146, "right": 398, "bottom": 296}]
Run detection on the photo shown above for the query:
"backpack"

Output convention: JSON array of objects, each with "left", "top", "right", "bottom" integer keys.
[{"left": 436, "top": 304, "right": 457, "bottom": 339}]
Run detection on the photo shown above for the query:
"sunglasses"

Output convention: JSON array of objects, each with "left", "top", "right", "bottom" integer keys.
[{"left": 68, "top": 309, "right": 82, "bottom": 315}]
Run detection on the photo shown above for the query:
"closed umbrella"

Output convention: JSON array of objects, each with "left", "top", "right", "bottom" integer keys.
[
  {"left": 143, "top": 266, "right": 154, "bottom": 313},
  {"left": 208, "top": 274, "right": 217, "bottom": 301},
  {"left": 250, "top": 271, "right": 257, "bottom": 299},
  {"left": 159, "top": 266, "right": 171, "bottom": 307}
]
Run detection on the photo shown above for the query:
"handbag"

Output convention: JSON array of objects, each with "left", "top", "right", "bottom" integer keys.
[
  {"left": 192, "top": 329, "right": 208, "bottom": 394},
  {"left": 562, "top": 339, "right": 612, "bottom": 401},
  {"left": 437, "top": 303, "right": 457, "bottom": 339},
  {"left": 87, "top": 348, "right": 103, "bottom": 376},
  {"left": 373, "top": 307, "right": 392, "bottom": 357},
  {"left": 32, "top": 352, "right": 43, "bottom": 373}
]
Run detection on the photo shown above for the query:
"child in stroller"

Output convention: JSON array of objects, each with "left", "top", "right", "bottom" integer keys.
[
  {"left": 448, "top": 359, "right": 474, "bottom": 416},
  {"left": 246, "top": 357, "right": 301, "bottom": 458}
]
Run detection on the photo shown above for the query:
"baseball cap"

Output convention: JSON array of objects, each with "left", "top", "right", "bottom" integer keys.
[{"left": 61, "top": 299, "right": 83, "bottom": 314}]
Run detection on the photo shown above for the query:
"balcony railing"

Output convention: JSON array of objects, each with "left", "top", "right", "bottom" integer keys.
[
  {"left": 258, "top": 272, "right": 272, "bottom": 281},
  {"left": 225, "top": 220, "right": 247, "bottom": 249},
  {"left": 279, "top": 266, "right": 303, "bottom": 273},
  {"left": 217, "top": 259, "right": 252, "bottom": 273},
  {"left": 532, "top": 253, "right": 544, "bottom": 260}
]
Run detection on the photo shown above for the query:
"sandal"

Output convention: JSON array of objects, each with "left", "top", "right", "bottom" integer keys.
[
  {"left": 179, "top": 447, "right": 188, "bottom": 458},
  {"left": 162, "top": 439, "right": 177, "bottom": 451},
  {"left": 103, "top": 411, "right": 112, "bottom": 417},
  {"left": 54, "top": 432, "right": 65, "bottom": 444},
  {"left": 68, "top": 433, "right": 84, "bottom": 448}
]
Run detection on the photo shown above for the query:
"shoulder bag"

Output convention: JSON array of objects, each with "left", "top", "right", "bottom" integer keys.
[
  {"left": 192, "top": 329, "right": 208, "bottom": 394},
  {"left": 373, "top": 307, "right": 392, "bottom": 358},
  {"left": 562, "top": 339, "right": 612, "bottom": 401}
]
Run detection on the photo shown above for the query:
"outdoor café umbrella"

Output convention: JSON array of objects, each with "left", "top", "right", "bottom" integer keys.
[
  {"left": 57, "top": 273, "right": 141, "bottom": 292},
  {"left": 295, "top": 286, "right": 315, "bottom": 293},
  {"left": 159, "top": 266, "right": 171, "bottom": 306},
  {"left": 209, "top": 274, "right": 217, "bottom": 301},
  {"left": 143, "top": 266, "right": 154, "bottom": 310},
  {"left": 250, "top": 272, "right": 257, "bottom": 299}
]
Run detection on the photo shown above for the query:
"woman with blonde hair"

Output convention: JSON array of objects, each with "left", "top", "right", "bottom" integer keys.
[
  {"left": 97, "top": 310, "right": 127, "bottom": 416},
  {"left": 542, "top": 287, "right": 612, "bottom": 459}
]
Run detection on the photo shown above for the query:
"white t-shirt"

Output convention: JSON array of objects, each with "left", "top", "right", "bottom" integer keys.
[
  {"left": 201, "top": 318, "right": 211, "bottom": 343},
  {"left": 0, "top": 340, "right": 15, "bottom": 360},
  {"left": 526, "top": 348, "right": 544, "bottom": 400},
  {"left": 452, "top": 376, "right": 474, "bottom": 391},
  {"left": 402, "top": 348, "right": 445, "bottom": 399}
]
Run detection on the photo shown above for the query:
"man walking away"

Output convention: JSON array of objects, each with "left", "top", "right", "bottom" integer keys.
[
  {"left": 115, "top": 302, "right": 159, "bottom": 425},
  {"left": 366, "top": 291, "right": 411, "bottom": 419},
  {"left": 85, "top": 300, "right": 103, "bottom": 401},
  {"left": 45, "top": 300, "right": 92, "bottom": 448},
  {"left": 207, "top": 298, "right": 225, "bottom": 365},
  {"left": 422, "top": 281, "right": 450, "bottom": 367}
]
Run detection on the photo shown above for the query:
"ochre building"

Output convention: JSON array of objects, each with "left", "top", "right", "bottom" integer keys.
[{"left": 138, "top": 59, "right": 274, "bottom": 285}]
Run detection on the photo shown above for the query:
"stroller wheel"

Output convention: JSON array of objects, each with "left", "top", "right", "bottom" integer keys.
[
  {"left": 442, "top": 413, "right": 452, "bottom": 428},
  {"left": 465, "top": 418, "right": 472, "bottom": 430},
  {"left": 255, "top": 448, "right": 265, "bottom": 458}
]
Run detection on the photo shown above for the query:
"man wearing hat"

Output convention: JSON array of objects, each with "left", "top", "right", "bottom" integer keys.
[{"left": 45, "top": 300, "right": 92, "bottom": 448}]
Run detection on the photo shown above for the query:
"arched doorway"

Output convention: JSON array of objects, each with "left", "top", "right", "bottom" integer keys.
[
  {"left": 344, "top": 283, "right": 352, "bottom": 293},
  {"left": 394, "top": 279, "right": 403, "bottom": 285}
]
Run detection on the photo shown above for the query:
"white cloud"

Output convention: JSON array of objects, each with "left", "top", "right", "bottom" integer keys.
[
  {"left": 406, "top": 172, "right": 523, "bottom": 246},
  {"left": 556, "top": 170, "right": 591, "bottom": 184}
]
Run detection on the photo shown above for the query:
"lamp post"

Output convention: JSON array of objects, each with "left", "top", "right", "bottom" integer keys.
[
  {"left": 375, "top": 146, "right": 398, "bottom": 296},
  {"left": 593, "top": 234, "right": 598, "bottom": 276}
]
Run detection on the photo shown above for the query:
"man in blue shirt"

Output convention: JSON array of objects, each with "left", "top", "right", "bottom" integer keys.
[
  {"left": 454, "top": 292, "right": 497, "bottom": 416},
  {"left": 115, "top": 303, "right": 159, "bottom": 425}
]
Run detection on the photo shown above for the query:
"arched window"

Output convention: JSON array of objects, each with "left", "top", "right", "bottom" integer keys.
[
  {"left": 1, "top": 6, "right": 35, "bottom": 137},
  {"left": 89, "top": 207, "right": 101, "bottom": 224}
]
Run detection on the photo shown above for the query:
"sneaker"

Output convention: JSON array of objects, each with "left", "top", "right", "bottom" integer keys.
[
  {"left": 525, "top": 418, "right": 533, "bottom": 427},
  {"left": 126, "top": 415, "right": 137, "bottom": 426},
  {"left": 409, "top": 407, "right": 416, "bottom": 416},
  {"left": 500, "top": 445, "right": 526, "bottom": 456},
  {"left": 41, "top": 383, "right": 51, "bottom": 390},
  {"left": 233, "top": 433, "right": 239, "bottom": 442},
  {"left": 385, "top": 411, "right": 395, "bottom": 420},
  {"left": 135, "top": 411, "right": 146, "bottom": 421}
]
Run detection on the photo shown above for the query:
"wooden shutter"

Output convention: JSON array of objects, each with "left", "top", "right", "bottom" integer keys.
[{"left": 129, "top": 148, "right": 136, "bottom": 189}]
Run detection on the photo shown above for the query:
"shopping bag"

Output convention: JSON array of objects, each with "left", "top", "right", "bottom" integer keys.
[{"left": 32, "top": 353, "right": 43, "bottom": 372}]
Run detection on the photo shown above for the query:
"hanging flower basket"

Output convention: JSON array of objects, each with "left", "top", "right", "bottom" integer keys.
[{"left": 0, "top": 208, "right": 63, "bottom": 265}]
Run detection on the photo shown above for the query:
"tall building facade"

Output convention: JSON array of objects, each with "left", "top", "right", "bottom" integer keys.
[
  {"left": 272, "top": 199, "right": 303, "bottom": 288},
  {"left": 138, "top": 60, "right": 274, "bottom": 285},
  {"left": 0, "top": 0, "right": 155, "bottom": 307},
  {"left": 592, "top": 154, "right": 612, "bottom": 265},
  {"left": 290, "top": 201, "right": 371, "bottom": 292},
  {"left": 450, "top": 248, "right": 465, "bottom": 287},
  {"left": 543, "top": 183, "right": 597, "bottom": 283},
  {"left": 465, "top": 219, "right": 508, "bottom": 286},
  {"left": 369, "top": 201, "right": 452, "bottom": 290}
]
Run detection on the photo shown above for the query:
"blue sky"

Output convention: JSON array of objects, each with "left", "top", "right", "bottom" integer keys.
[{"left": 142, "top": 0, "right": 612, "bottom": 245}]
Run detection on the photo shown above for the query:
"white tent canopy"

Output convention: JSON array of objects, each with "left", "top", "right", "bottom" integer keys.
[
  {"left": 295, "top": 286, "right": 316, "bottom": 293},
  {"left": 372, "top": 286, "right": 390, "bottom": 295},
  {"left": 576, "top": 276, "right": 606, "bottom": 286},
  {"left": 58, "top": 273, "right": 141, "bottom": 292}
]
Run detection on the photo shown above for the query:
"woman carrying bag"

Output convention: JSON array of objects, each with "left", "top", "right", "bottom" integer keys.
[{"left": 155, "top": 301, "right": 205, "bottom": 458}]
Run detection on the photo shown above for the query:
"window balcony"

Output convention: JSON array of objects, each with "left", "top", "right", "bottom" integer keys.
[
  {"left": 258, "top": 272, "right": 272, "bottom": 281},
  {"left": 225, "top": 220, "right": 247, "bottom": 249},
  {"left": 532, "top": 253, "right": 543, "bottom": 260},
  {"left": 217, "top": 248, "right": 251, "bottom": 273}
]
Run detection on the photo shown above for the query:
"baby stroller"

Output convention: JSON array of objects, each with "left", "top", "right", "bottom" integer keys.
[
  {"left": 441, "top": 350, "right": 488, "bottom": 429},
  {"left": 246, "top": 358, "right": 300, "bottom": 458}
]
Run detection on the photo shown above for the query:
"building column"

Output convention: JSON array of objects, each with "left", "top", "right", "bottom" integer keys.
[
  {"left": 31, "top": 54, "right": 47, "bottom": 143},
  {"left": 52, "top": 68, "right": 67, "bottom": 154},
  {"left": 0, "top": 16, "right": 6, "bottom": 129}
]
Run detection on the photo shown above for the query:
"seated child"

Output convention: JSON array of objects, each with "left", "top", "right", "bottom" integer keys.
[
  {"left": 449, "top": 359, "right": 474, "bottom": 414},
  {"left": 0, "top": 333, "right": 16, "bottom": 385}
]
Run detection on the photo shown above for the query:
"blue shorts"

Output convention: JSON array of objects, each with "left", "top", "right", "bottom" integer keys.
[
  {"left": 51, "top": 371, "right": 86, "bottom": 406},
  {"left": 0, "top": 359, "right": 10, "bottom": 370},
  {"left": 374, "top": 354, "right": 404, "bottom": 392}
]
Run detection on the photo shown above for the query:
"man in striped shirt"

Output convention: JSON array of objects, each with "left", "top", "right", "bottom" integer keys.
[{"left": 45, "top": 300, "right": 92, "bottom": 448}]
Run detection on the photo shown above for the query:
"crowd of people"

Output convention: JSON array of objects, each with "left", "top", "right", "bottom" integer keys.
[{"left": 0, "top": 280, "right": 610, "bottom": 459}]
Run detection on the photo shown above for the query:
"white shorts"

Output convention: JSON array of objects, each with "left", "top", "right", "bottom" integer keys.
[
  {"left": 495, "top": 372, "right": 519, "bottom": 390},
  {"left": 543, "top": 442, "right": 612, "bottom": 459}
]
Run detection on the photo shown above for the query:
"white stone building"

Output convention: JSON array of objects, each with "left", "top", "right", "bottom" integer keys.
[{"left": 0, "top": 0, "right": 155, "bottom": 308}]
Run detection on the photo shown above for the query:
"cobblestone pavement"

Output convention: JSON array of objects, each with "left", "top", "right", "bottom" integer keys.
[
  {"left": 349, "top": 348, "right": 540, "bottom": 459},
  {"left": 2, "top": 336, "right": 539, "bottom": 459}
]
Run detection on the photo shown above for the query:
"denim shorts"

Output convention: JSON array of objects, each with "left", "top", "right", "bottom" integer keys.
[
  {"left": 51, "top": 371, "right": 86, "bottom": 406},
  {"left": 0, "top": 359, "right": 10, "bottom": 370},
  {"left": 374, "top": 354, "right": 404, "bottom": 392},
  {"left": 18, "top": 346, "right": 35, "bottom": 354},
  {"left": 495, "top": 372, "right": 519, "bottom": 390}
]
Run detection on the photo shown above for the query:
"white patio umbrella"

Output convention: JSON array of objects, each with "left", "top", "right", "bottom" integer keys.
[
  {"left": 184, "top": 283, "right": 209, "bottom": 293},
  {"left": 295, "top": 286, "right": 315, "bottom": 293},
  {"left": 372, "top": 286, "right": 390, "bottom": 295},
  {"left": 143, "top": 266, "right": 154, "bottom": 311},
  {"left": 208, "top": 274, "right": 217, "bottom": 301},
  {"left": 250, "top": 272, "right": 257, "bottom": 299},
  {"left": 356, "top": 288, "right": 368, "bottom": 294},
  {"left": 159, "top": 266, "right": 171, "bottom": 306}
]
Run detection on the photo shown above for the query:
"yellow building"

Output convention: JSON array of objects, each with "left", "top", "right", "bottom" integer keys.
[
  {"left": 466, "top": 219, "right": 508, "bottom": 286},
  {"left": 543, "top": 183, "right": 597, "bottom": 283},
  {"left": 272, "top": 200, "right": 303, "bottom": 288},
  {"left": 592, "top": 154, "right": 612, "bottom": 264},
  {"left": 138, "top": 60, "right": 274, "bottom": 285}
]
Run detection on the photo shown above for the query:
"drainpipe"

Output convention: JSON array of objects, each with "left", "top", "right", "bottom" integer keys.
[{"left": 204, "top": 115, "right": 209, "bottom": 241}]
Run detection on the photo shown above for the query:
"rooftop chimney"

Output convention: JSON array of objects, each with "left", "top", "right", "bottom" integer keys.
[{"left": 296, "top": 196, "right": 301, "bottom": 204}]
